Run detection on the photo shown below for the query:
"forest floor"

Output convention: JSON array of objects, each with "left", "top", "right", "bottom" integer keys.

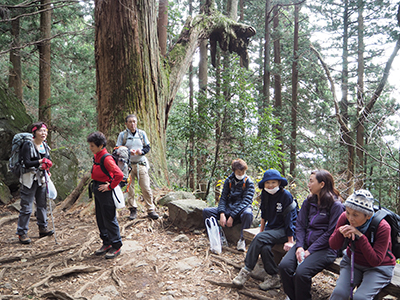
[{"left": 0, "top": 192, "right": 339, "bottom": 300}]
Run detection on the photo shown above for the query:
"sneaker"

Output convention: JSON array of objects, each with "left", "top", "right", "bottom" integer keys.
[
  {"left": 19, "top": 234, "right": 31, "bottom": 244},
  {"left": 147, "top": 211, "right": 159, "bottom": 220},
  {"left": 237, "top": 238, "right": 246, "bottom": 251},
  {"left": 232, "top": 267, "right": 251, "bottom": 287},
  {"left": 105, "top": 247, "right": 121, "bottom": 259},
  {"left": 94, "top": 244, "right": 112, "bottom": 255},
  {"left": 38, "top": 226, "right": 54, "bottom": 238},
  {"left": 259, "top": 274, "right": 281, "bottom": 291},
  {"left": 129, "top": 207, "right": 137, "bottom": 220}
]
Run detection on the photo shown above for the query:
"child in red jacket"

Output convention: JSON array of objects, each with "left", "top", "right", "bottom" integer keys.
[{"left": 329, "top": 189, "right": 395, "bottom": 300}]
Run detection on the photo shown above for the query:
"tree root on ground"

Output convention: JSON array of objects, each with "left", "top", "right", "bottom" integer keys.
[
  {"left": 28, "top": 265, "right": 102, "bottom": 290},
  {"left": 210, "top": 253, "right": 242, "bottom": 269},
  {"left": 0, "top": 215, "right": 18, "bottom": 227},
  {"left": 74, "top": 269, "right": 110, "bottom": 298},
  {"left": 206, "top": 278, "right": 236, "bottom": 288},
  {"left": 120, "top": 218, "right": 145, "bottom": 236},
  {"left": 0, "top": 243, "right": 80, "bottom": 264},
  {"left": 41, "top": 290, "right": 88, "bottom": 300},
  {"left": 238, "top": 288, "right": 275, "bottom": 300}
]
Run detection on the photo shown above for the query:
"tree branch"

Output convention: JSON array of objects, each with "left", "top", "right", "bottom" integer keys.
[{"left": 309, "top": 44, "right": 349, "bottom": 132}]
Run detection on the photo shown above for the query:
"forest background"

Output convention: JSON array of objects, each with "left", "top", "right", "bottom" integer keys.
[{"left": 1, "top": 0, "right": 400, "bottom": 211}]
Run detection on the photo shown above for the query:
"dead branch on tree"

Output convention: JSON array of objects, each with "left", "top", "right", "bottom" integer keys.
[{"left": 58, "top": 172, "right": 91, "bottom": 211}]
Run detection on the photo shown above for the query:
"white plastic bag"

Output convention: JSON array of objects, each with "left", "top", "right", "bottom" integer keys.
[
  {"left": 112, "top": 185, "right": 125, "bottom": 209},
  {"left": 47, "top": 178, "right": 57, "bottom": 200},
  {"left": 205, "top": 216, "right": 222, "bottom": 254}
]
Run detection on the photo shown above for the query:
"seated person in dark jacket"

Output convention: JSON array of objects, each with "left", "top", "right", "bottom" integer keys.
[
  {"left": 203, "top": 159, "right": 254, "bottom": 251},
  {"left": 279, "top": 169, "right": 344, "bottom": 300},
  {"left": 233, "top": 169, "right": 296, "bottom": 291}
]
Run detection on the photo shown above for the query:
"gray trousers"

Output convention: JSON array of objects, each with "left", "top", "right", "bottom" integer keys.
[
  {"left": 245, "top": 227, "right": 287, "bottom": 275},
  {"left": 330, "top": 254, "right": 394, "bottom": 300},
  {"left": 16, "top": 181, "right": 48, "bottom": 236}
]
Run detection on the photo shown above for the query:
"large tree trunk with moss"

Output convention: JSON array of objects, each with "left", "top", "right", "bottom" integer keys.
[
  {"left": 39, "top": 0, "right": 52, "bottom": 144},
  {"left": 94, "top": 0, "right": 255, "bottom": 186}
]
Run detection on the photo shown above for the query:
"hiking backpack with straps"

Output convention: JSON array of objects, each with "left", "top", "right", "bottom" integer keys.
[
  {"left": 93, "top": 151, "right": 130, "bottom": 188},
  {"left": 112, "top": 146, "right": 131, "bottom": 187},
  {"left": 8, "top": 132, "right": 34, "bottom": 177},
  {"left": 122, "top": 129, "right": 145, "bottom": 147},
  {"left": 368, "top": 200, "right": 400, "bottom": 259}
]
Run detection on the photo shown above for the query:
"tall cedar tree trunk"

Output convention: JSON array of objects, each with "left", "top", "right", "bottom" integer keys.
[
  {"left": 39, "top": 0, "right": 52, "bottom": 144},
  {"left": 290, "top": 5, "right": 299, "bottom": 176},
  {"left": 188, "top": 0, "right": 195, "bottom": 190},
  {"left": 263, "top": 0, "right": 271, "bottom": 108},
  {"left": 206, "top": 0, "right": 239, "bottom": 200},
  {"left": 95, "top": 0, "right": 255, "bottom": 185},
  {"left": 196, "top": 1, "right": 208, "bottom": 194},
  {"left": 158, "top": 0, "right": 168, "bottom": 57},
  {"left": 9, "top": 16, "right": 23, "bottom": 101},
  {"left": 356, "top": 0, "right": 365, "bottom": 189},
  {"left": 340, "top": 0, "right": 353, "bottom": 197},
  {"left": 273, "top": 6, "right": 284, "bottom": 174}
]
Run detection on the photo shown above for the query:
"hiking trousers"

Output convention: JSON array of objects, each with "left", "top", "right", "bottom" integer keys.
[
  {"left": 244, "top": 227, "right": 287, "bottom": 275},
  {"left": 126, "top": 164, "right": 155, "bottom": 212},
  {"left": 93, "top": 181, "right": 122, "bottom": 249},
  {"left": 16, "top": 180, "right": 48, "bottom": 236},
  {"left": 202, "top": 206, "right": 253, "bottom": 240},
  {"left": 279, "top": 245, "right": 337, "bottom": 300},
  {"left": 330, "top": 254, "right": 394, "bottom": 300}
]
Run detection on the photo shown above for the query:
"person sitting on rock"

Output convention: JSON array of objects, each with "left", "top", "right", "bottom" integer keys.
[
  {"left": 203, "top": 158, "right": 255, "bottom": 251},
  {"left": 279, "top": 169, "right": 344, "bottom": 300},
  {"left": 329, "top": 189, "right": 395, "bottom": 300},
  {"left": 232, "top": 169, "right": 296, "bottom": 290}
]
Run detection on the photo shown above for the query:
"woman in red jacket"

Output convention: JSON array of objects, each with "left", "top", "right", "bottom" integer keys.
[
  {"left": 329, "top": 189, "right": 395, "bottom": 300},
  {"left": 88, "top": 131, "right": 124, "bottom": 259}
]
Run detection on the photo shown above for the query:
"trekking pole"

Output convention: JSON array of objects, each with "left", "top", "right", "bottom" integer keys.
[
  {"left": 350, "top": 240, "right": 355, "bottom": 299},
  {"left": 44, "top": 171, "right": 58, "bottom": 244}
]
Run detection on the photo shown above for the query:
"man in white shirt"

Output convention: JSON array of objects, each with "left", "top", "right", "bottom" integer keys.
[{"left": 116, "top": 114, "right": 159, "bottom": 220}]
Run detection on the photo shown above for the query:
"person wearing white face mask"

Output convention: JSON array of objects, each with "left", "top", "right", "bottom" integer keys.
[
  {"left": 202, "top": 159, "right": 255, "bottom": 251},
  {"left": 233, "top": 169, "right": 297, "bottom": 291}
]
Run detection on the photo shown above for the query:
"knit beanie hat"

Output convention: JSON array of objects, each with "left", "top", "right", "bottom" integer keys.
[
  {"left": 344, "top": 189, "right": 375, "bottom": 216},
  {"left": 258, "top": 169, "right": 288, "bottom": 189}
]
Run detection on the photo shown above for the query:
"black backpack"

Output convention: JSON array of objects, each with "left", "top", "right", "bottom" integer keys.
[{"left": 369, "top": 200, "right": 400, "bottom": 259}]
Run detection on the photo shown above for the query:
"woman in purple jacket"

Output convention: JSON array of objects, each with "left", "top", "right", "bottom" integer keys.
[{"left": 278, "top": 169, "right": 344, "bottom": 300}]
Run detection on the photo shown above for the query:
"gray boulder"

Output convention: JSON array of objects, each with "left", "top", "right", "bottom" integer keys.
[
  {"left": 0, "top": 179, "right": 12, "bottom": 205},
  {"left": 167, "top": 199, "right": 207, "bottom": 229},
  {"left": 159, "top": 191, "right": 196, "bottom": 206},
  {"left": 50, "top": 147, "right": 79, "bottom": 202}
]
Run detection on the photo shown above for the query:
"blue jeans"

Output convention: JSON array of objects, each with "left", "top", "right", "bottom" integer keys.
[{"left": 202, "top": 206, "right": 253, "bottom": 240}]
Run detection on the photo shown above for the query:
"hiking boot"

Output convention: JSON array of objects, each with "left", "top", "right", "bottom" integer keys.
[
  {"left": 147, "top": 211, "right": 159, "bottom": 220},
  {"left": 259, "top": 274, "right": 281, "bottom": 291},
  {"left": 129, "top": 207, "right": 137, "bottom": 220},
  {"left": 105, "top": 247, "right": 121, "bottom": 259},
  {"left": 232, "top": 267, "right": 251, "bottom": 287},
  {"left": 19, "top": 234, "right": 31, "bottom": 244},
  {"left": 94, "top": 244, "right": 112, "bottom": 255},
  {"left": 39, "top": 226, "right": 54, "bottom": 238},
  {"left": 237, "top": 238, "right": 246, "bottom": 252}
]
